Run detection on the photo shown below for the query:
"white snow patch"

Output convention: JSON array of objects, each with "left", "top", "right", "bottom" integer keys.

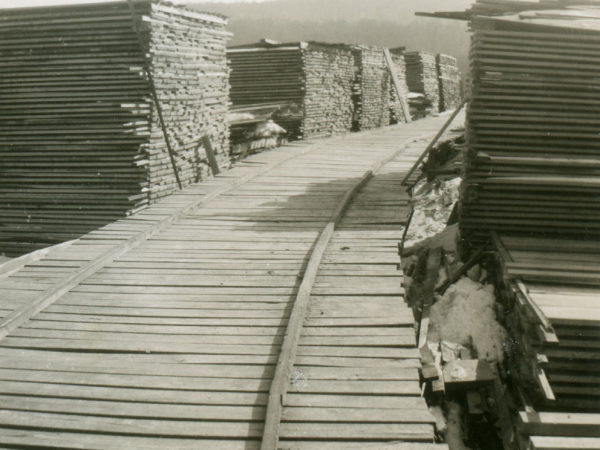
[
  {"left": 405, "top": 177, "right": 461, "bottom": 247},
  {"left": 429, "top": 277, "right": 507, "bottom": 362}
]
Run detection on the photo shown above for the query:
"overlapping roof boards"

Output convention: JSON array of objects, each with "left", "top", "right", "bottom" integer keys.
[
  {"left": 0, "top": 0, "right": 231, "bottom": 256},
  {"left": 457, "top": 5, "right": 600, "bottom": 450}
]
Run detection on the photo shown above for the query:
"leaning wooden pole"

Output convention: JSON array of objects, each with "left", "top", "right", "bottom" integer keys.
[
  {"left": 127, "top": 0, "right": 182, "bottom": 190},
  {"left": 383, "top": 48, "right": 412, "bottom": 123},
  {"left": 400, "top": 99, "right": 466, "bottom": 186}
]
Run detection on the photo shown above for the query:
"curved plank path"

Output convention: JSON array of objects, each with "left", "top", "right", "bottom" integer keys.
[{"left": 0, "top": 113, "right": 461, "bottom": 449}]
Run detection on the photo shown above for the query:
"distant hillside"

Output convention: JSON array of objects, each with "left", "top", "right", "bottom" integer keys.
[{"left": 188, "top": 0, "right": 472, "bottom": 75}]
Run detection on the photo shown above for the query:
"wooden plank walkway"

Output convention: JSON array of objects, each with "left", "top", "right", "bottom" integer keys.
[{"left": 0, "top": 114, "right": 460, "bottom": 449}]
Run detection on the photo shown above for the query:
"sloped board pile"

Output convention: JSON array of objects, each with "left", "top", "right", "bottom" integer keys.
[
  {"left": 492, "top": 233, "right": 600, "bottom": 448},
  {"left": 459, "top": 12, "right": 600, "bottom": 246},
  {"left": 494, "top": 234, "right": 600, "bottom": 412},
  {"left": 352, "top": 46, "right": 392, "bottom": 130},
  {"left": 0, "top": 1, "right": 230, "bottom": 256},
  {"left": 227, "top": 44, "right": 304, "bottom": 139},
  {"left": 436, "top": 53, "right": 461, "bottom": 112},
  {"left": 389, "top": 51, "right": 410, "bottom": 124},
  {"left": 301, "top": 43, "right": 355, "bottom": 138},
  {"left": 405, "top": 51, "right": 439, "bottom": 114},
  {"left": 144, "top": 3, "right": 231, "bottom": 201}
]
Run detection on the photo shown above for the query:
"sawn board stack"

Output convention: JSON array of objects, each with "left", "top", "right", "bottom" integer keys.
[
  {"left": 228, "top": 41, "right": 416, "bottom": 140},
  {"left": 301, "top": 43, "right": 355, "bottom": 138},
  {"left": 0, "top": 0, "right": 231, "bottom": 256},
  {"left": 351, "top": 46, "right": 392, "bottom": 131},
  {"left": 405, "top": 51, "right": 440, "bottom": 114},
  {"left": 493, "top": 233, "right": 600, "bottom": 449},
  {"left": 227, "top": 43, "right": 304, "bottom": 139},
  {"left": 436, "top": 53, "right": 461, "bottom": 112},
  {"left": 459, "top": 10, "right": 600, "bottom": 246},
  {"left": 389, "top": 50, "right": 411, "bottom": 124}
]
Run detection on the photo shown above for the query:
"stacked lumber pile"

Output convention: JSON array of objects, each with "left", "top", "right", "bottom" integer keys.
[
  {"left": 144, "top": 3, "right": 231, "bottom": 201},
  {"left": 436, "top": 53, "right": 461, "bottom": 112},
  {"left": 352, "top": 45, "right": 391, "bottom": 130},
  {"left": 301, "top": 43, "right": 355, "bottom": 138},
  {"left": 459, "top": 9, "right": 600, "bottom": 246},
  {"left": 492, "top": 233, "right": 600, "bottom": 448},
  {"left": 0, "top": 1, "right": 230, "bottom": 256},
  {"left": 405, "top": 51, "right": 439, "bottom": 114},
  {"left": 389, "top": 50, "right": 411, "bottom": 124},
  {"left": 228, "top": 43, "right": 304, "bottom": 139}
]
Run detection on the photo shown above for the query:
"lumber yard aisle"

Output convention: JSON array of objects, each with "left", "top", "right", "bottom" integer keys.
[{"left": 0, "top": 114, "right": 460, "bottom": 449}]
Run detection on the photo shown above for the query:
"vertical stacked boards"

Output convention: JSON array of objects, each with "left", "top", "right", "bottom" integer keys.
[
  {"left": 436, "top": 53, "right": 461, "bottom": 112},
  {"left": 227, "top": 42, "right": 305, "bottom": 139},
  {"left": 389, "top": 48, "right": 411, "bottom": 124},
  {"left": 228, "top": 41, "right": 356, "bottom": 140},
  {"left": 493, "top": 233, "right": 600, "bottom": 449},
  {"left": 460, "top": 10, "right": 600, "bottom": 246},
  {"left": 0, "top": 0, "right": 231, "bottom": 256},
  {"left": 302, "top": 43, "right": 356, "bottom": 138},
  {"left": 352, "top": 45, "right": 391, "bottom": 131},
  {"left": 405, "top": 51, "right": 440, "bottom": 114}
]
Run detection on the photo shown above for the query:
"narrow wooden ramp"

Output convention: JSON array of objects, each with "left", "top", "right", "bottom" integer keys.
[{"left": 0, "top": 114, "right": 459, "bottom": 449}]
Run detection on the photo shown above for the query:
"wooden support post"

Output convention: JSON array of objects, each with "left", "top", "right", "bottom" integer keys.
[
  {"left": 202, "top": 134, "right": 221, "bottom": 175},
  {"left": 127, "top": 0, "right": 182, "bottom": 190},
  {"left": 384, "top": 48, "right": 412, "bottom": 123}
]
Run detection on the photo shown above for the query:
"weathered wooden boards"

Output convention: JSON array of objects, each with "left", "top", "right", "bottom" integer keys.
[
  {"left": 302, "top": 44, "right": 356, "bottom": 138},
  {"left": 460, "top": 10, "right": 600, "bottom": 245},
  {"left": 436, "top": 54, "right": 461, "bottom": 112},
  {"left": 278, "top": 163, "right": 436, "bottom": 448},
  {"left": 405, "top": 51, "right": 440, "bottom": 115},
  {"left": 352, "top": 46, "right": 393, "bottom": 131},
  {"left": 494, "top": 232, "right": 600, "bottom": 449},
  {"left": 0, "top": 1, "right": 231, "bottom": 257},
  {"left": 228, "top": 42, "right": 417, "bottom": 141},
  {"left": 0, "top": 115, "right": 453, "bottom": 448}
]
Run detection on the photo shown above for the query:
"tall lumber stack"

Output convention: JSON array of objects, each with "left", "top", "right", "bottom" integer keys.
[
  {"left": 405, "top": 51, "right": 440, "bottom": 114},
  {"left": 492, "top": 233, "right": 600, "bottom": 448},
  {"left": 419, "top": 2, "right": 600, "bottom": 448},
  {"left": 229, "top": 41, "right": 356, "bottom": 140},
  {"left": 0, "top": 0, "right": 230, "bottom": 256},
  {"left": 436, "top": 53, "right": 461, "bottom": 112},
  {"left": 227, "top": 43, "right": 304, "bottom": 139},
  {"left": 352, "top": 45, "right": 391, "bottom": 130},
  {"left": 389, "top": 50, "right": 411, "bottom": 124},
  {"left": 229, "top": 41, "right": 420, "bottom": 139},
  {"left": 144, "top": 3, "right": 231, "bottom": 201},
  {"left": 301, "top": 43, "right": 355, "bottom": 138},
  {"left": 459, "top": 9, "right": 600, "bottom": 246}
]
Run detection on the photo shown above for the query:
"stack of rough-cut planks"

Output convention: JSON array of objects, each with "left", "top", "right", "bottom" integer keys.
[
  {"left": 227, "top": 42, "right": 304, "bottom": 139},
  {"left": 0, "top": 0, "right": 231, "bottom": 256},
  {"left": 144, "top": 3, "right": 231, "bottom": 200},
  {"left": 228, "top": 41, "right": 356, "bottom": 140},
  {"left": 405, "top": 51, "right": 439, "bottom": 114},
  {"left": 493, "top": 233, "right": 600, "bottom": 449},
  {"left": 460, "top": 8, "right": 600, "bottom": 246},
  {"left": 228, "top": 41, "right": 417, "bottom": 140},
  {"left": 302, "top": 43, "right": 355, "bottom": 138},
  {"left": 436, "top": 53, "right": 461, "bottom": 112},
  {"left": 352, "top": 46, "right": 391, "bottom": 131},
  {"left": 389, "top": 49, "right": 411, "bottom": 124}
]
